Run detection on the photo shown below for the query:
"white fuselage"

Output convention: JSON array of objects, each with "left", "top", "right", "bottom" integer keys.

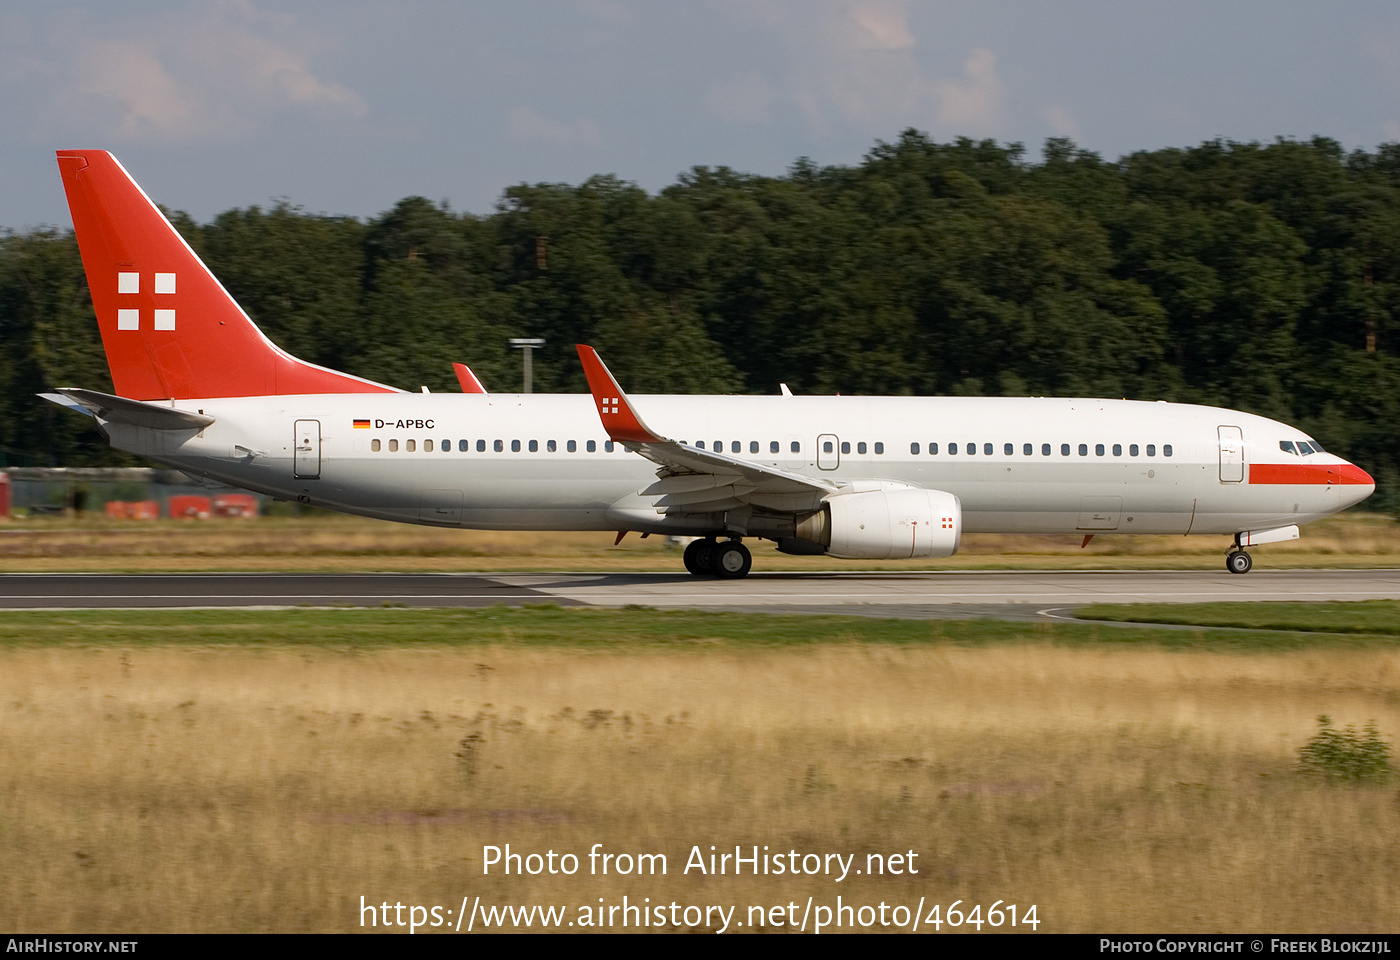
[{"left": 99, "top": 392, "right": 1373, "bottom": 539}]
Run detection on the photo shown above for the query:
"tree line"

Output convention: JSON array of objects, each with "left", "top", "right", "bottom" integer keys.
[{"left": 4, "top": 131, "right": 1400, "bottom": 512}]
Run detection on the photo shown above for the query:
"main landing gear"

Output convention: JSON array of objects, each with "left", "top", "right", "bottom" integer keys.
[
  {"left": 683, "top": 537, "right": 753, "bottom": 579},
  {"left": 1226, "top": 548, "right": 1253, "bottom": 575}
]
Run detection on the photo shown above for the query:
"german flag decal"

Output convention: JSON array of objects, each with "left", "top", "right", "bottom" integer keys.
[{"left": 353, "top": 419, "right": 371, "bottom": 429}]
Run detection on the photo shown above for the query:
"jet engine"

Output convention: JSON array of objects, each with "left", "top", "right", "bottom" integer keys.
[{"left": 779, "top": 488, "right": 962, "bottom": 560}]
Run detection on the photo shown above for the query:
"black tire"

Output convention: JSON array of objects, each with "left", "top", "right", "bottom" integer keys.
[
  {"left": 1226, "top": 550, "right": 1253, "bottom": 575},
  {"left": 683, "top": 539, "right": 715, "bottom": 576},
  {"left": 711, "top": 540, "right": 752, "bottom": 579}
]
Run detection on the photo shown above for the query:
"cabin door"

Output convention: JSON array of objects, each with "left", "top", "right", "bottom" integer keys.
[
  {"left": 293, "top": 420, "right": 321, "bottom": 479},
  {"left": 1218, "top": 425, "right": 1244, "bottom": 483},
  {"left": 817, "top": 434, "right": 840, "bottom": 470}
]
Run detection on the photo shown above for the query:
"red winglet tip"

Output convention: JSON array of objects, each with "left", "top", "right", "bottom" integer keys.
[
  {"left": 575, "top": 344, "right": 662, "bottom": 444},
  {"left": 452, "top": 362, "right": 487, "bottom": 394}
]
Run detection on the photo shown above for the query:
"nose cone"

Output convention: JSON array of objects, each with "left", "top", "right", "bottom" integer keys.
[
  {"left": 1338, "top": 461, "right": 1374, "bottom": 486},
  {"left": 1338, "top": 460, "right": 1376, "bottom": 508}
]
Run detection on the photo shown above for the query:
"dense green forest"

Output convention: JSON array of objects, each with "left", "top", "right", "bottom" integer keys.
[{"left": 4, "top": 132, "right": 1400, "bottom": 512}]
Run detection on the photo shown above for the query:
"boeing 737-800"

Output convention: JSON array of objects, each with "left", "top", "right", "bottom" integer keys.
[{"left": 44, "top": 150, "right": 1375, "bottom": 578}]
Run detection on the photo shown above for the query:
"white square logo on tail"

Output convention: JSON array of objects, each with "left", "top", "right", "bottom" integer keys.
[
  {"left": 155, "top": 273, "right": 176, "bottom": 294},
  {"left": 118, "top": 272, "right": 138, "bottom": 294},
  {"left": 154, "top": 309, "right": 175, "bottom": 331},
  {"left": 117, "top": 309, "right": 139, "bottom": 330},
  {"left": 602, "top": 397, "right": 619, "bottom": 414}
]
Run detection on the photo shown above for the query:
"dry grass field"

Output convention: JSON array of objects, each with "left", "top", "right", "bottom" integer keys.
[
  {"left": 0, "top": 509, "right": 1396, "bottom": 572},
  {"left": 2, "top": 615, "right": 1397, "bottom": 933}
]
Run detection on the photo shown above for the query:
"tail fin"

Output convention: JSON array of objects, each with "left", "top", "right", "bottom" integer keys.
[{"left": 56, "top": 150, "right": 398, "bottom": 400}]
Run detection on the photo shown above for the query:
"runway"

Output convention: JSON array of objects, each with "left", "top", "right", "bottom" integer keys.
[{"left": 2, "top": 568, "right": 1399, "bottom": 618}]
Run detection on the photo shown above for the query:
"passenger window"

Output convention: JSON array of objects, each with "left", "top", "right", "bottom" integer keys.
[
  {"left": 371, "top": 439, "right": 381, "bottom": 452},
  {"left": 967, "top": 442, "right": 976, "bottom": 456},
  {"left": 528, "top": 440, "right": 538, "bottom": 452},
  {"left": 508, "top": 440, "right": 518, "bottom": 452},
  {"left": 1042, "top": 443, "right": 1051, "bottom": 456},
  {"left": 1023, "top": 443, "right": 1032, "bottom": 455},
  {"left": 1146, "top": 444, "right": 1156, "bottom": 457},
  {"left": 984, "top": 443, "right": 993, "bottom": 455},
  {"left": 1279, "top": 441, "right": 1297, "bottom": 455},
  {"left": 493, "top": 440, "right": 503, "bottom": 452},
  {"left": 929, "top": 442, "right": 939, "bottom": 455},
  {"left": 424, "top": 439, "right": 434, "bottom": 452},
  {"left": 459, "top": 439, "right": 469, "bottom": 452},
  {"left": 732, "top": 441, "right": 741, "bottom": 454},
  {"left": 911, "top": 442, "right": 920, "bottom": 455},
  {"left": 1078, "top": 444, "right": 1088, "bottom": 456},
  {"left": 1113, "top": 444, "right": 1122, "bottom": 456},
  {"left": 713, "top": 440, "right": 722, "bottom": 451},
  {"left": 857, "top": 442, "right": 867, "bottom": 454},
  {"left": 750, "top": 441, "right": 759, "bottom": 454},
  {"left": 874, "top": 442, "right": 884, "bottom": 454},
  {"left": 477, "top": 439, "right": 486, "bottom": 452},
  {"left": 605, "top": 441, "right": 614, "bottom": 453},
  {"left": 1129, "top": 444, "right": 1139, "bottom": 456},
  {"left": 1095, "top": 444, "right": 1104, "bottom": 456},
  {"left": 696, "top": 440, "right": 706, "bottom": 450},
  {"left": 389, "top": 439, "right": 398, "bottom": 452},
  {"left": 567, "top": 440, "right": 577, "bottom": 453},
  {"left": 1061, "top": 444, "right": 1070, "bottom": 456},
  {"left": 1164, "top": 444, "right": 1173, "bottom": 457},
  {"left": 950, "top": 443, "right": 958, "bottom": 455},
  {"left": 547, "top": 440, "right": 556, "bottom": 452},
  {"left": 791, "top": 441, "right": 801, "bottom": 453},
  {"left": 841, "top": 442, "right": 851, "bottom": 454},
  {"left": 587, "top": 440, "right": 597, "bottom": 452},
  {"left": 406, "top": 439, "right": 416, "bottom": 452},
  {"left": 442, "top": 440, "right": 450, "bottom": 453},
  {"left": 770, "top": 441, "right": 779, "bottom": 454}
]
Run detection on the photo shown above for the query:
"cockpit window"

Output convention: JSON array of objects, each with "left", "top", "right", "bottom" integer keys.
[
  {"left": 1279, "top": 441, "right": 1297, "bottom": 455},
  {"left": 1297, "top": 441, "right": 1314, "bottom": 455},
  {"left": 1307, "top": 440, "right": 1324, "bottom": 453}
]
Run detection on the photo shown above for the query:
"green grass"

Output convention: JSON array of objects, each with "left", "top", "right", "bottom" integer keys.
[
  {"left": 1077, "top": 600, "right": 1400, "bottom": 637},
  {"left": 0, "top": 604, "right": 1390, "bottom": 651}
]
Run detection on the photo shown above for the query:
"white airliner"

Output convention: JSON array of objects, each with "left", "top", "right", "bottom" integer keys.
[{"left": 45, "top": 150, "right": 1375, "bottom": 578}]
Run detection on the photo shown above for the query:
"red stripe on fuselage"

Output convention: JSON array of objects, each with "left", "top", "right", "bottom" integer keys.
[{"left": 1250, "top": 462, "right": 1373, "bottom": 485}]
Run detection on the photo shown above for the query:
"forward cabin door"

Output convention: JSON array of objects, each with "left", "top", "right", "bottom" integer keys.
[
  {"left": 294, "top": 419, "right": 321, "bottom": 479},
  {"left": 817, "top": 434, "right": 840, "bottom": 470},
  {"left": 1218, "top": 425, "right": 1244, "bottom": 483}
]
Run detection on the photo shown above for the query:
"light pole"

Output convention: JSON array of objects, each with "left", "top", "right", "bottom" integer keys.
[{"left": 509, "top": 338, "right": 545, "bottom": 394}]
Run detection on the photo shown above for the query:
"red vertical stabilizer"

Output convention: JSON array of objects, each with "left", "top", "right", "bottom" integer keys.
[{"left": 56, "top": 150, "right": 399, "bottom": 400}]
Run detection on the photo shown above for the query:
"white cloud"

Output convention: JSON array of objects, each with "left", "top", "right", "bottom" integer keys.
[
  {"left": 18, "top": 0, "right": 366, "bottom": 143},
  {"left": 849, "top": 1, "right": 915, "bottom": 51},
  {"left": 930, "top": 47, "right": 1005, "bottom": 135},
  {"left": 1043, "top": 104, "right": 1081, "bottom": 141},
  {"left": 506, "top": 106, "right": 602, "bottom": 146},
  {"left": 723, "top": 1, "right": 1006, "bottom": 138}
]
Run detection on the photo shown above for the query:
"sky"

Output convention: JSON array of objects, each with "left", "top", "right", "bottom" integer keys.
[{"left": 6, "top": 0, "right": 1400, "bottom": 230}]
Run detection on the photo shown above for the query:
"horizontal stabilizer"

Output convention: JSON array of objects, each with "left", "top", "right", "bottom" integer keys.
[{"left": 41, "top": 388, "right": 214, "bottom": 430}]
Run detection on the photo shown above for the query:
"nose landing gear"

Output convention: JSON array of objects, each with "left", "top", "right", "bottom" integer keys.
[{"left": 682, "top": 537, "right": 752, "bottom": 578}]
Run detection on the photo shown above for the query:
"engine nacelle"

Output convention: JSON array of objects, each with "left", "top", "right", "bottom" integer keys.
[{"left": 782, "top": 488, "right": 962, "bottom": 560}]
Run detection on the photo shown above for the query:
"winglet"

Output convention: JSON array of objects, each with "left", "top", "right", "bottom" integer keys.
[
  {"left": 575, "top": 344, "right": 664, "bottom": 443},
  {"left": 452, "top": 363, "right": 488, "bottom": 394}
]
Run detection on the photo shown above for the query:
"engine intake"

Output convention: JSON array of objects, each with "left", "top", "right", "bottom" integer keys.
[{"left": 781, "top": 488, "right": 962, "bottom": 559}]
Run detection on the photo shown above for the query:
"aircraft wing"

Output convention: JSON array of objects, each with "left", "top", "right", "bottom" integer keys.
[
  {"left": 41, "top": 388, "right": 215, "bottom": 430},
  {"left": 576, "top": 345, "right": 838, "bottom": 515}
]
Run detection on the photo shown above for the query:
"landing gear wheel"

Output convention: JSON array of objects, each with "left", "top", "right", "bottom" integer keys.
[
  {"left": 711, "top": 540, "right": 752, "bottom": 579},
  {"left": 1226, "top": 550, "right": 1253, "bottom": 575},
  {"left": 683, "top": 538, "right": 716, "bottom": 576}
]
